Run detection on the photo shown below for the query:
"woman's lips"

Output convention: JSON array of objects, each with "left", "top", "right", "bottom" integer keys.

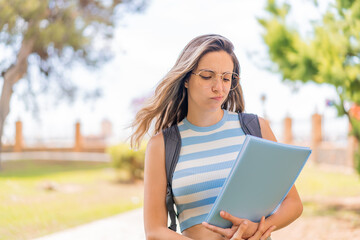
[{"left": 211, "top": 96, "right": 223, "bottom": 101}]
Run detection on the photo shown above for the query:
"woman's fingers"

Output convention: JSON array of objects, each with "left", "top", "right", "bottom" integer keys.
[
  {"left": 248, "top": 216, "right": 266, "bottom": 240},
  {"left": 220, "top": 211, "right": 243, "bottom": 224},
  {"left": 247, "top": 216, "right": 276, "bottom": 240},
  {"left": 230, "top": 221, "right": 248, "bottom": 240},
  {"left": 259, "top": 225, "right": 276, "bottom": 240},
  {"left": 202, "top": 222, "right": 232, "bottom": 239}
]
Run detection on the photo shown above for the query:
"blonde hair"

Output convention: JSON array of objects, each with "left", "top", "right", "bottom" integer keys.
[{"left": 130, "top": 34, "right": 245, "bottom": 148}]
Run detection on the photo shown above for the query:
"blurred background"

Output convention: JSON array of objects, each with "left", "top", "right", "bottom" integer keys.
[{"left": 1, "top": 0, "right": 359, "bottom": 239}]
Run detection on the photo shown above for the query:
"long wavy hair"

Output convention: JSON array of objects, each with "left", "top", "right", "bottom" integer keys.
[{"left": 130, "top": 34, "right": 245, "bottom": 148}]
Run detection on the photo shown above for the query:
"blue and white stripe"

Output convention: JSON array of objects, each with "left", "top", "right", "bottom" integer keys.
[{"left": 172, "top": 110, "right": 246, "bottom": 231}]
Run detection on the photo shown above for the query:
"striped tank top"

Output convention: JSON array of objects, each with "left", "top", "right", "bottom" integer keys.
[{"left": 172, "top": 110, "right": 246, "bottom": 232}]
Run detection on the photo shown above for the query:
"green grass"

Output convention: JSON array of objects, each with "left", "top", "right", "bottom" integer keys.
[
  {"left": 1, "top": 160, "right": 360, "bottom": 239},
  {"left": 296, "top": 163, "right": 360, "bottom": 197},
  {"left": 294, "top": 163, "right": 360, "bottom": 227},
  {"left": 0, "top": 160, "right": 144, "bottom": 240}
]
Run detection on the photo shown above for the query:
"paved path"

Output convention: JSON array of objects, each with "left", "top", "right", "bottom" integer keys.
[
  {"left": 33, "top": 208, "right": 145, "bottom": 240},
  {"left": 32, "top": 206, "right": 360, "bottom": 240}
]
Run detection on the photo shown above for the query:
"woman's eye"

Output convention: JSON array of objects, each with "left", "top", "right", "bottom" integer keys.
[
  {"left": 223, "top": 73, "right": 232, "bottom": 82},
  {"left": 199, "top": 71, "right": 214, "bottom": 79}
]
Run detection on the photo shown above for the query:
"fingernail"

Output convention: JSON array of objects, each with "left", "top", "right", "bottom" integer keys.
[{"left": 243, "top": 221, "right": 248, "bottom": 225}]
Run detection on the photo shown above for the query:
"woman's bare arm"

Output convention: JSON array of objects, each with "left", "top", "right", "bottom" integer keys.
[{"left": 144, "top": 132, "right": 192, "bottom": 240}]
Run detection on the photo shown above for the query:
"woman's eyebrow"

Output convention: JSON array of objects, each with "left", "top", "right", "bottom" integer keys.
[
  {"left": 197, "top": 68, "right": 232, "bottom": 73},
  {"left": 197, "top": 68, "right": 214, "bottom": 72}
]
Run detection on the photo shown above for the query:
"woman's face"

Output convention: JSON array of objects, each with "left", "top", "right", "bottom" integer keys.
[{"left": 185, "top": 50, "right": 234, "bottom": 113}]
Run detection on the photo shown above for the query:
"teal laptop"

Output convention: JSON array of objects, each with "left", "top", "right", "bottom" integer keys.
[{"left": 205, "top": 135, "right": 311, "bottom": 228}]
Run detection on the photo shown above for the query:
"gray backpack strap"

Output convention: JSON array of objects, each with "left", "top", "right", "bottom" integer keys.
[
  {"left": 162, "top": 125, "right": 181, "bottom": 231},
  {"left": 238, "top": 112, "right": 262, "bottom": 138}
]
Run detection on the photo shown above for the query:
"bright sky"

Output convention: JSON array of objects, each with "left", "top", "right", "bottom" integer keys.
[{"left": 5, "top": 0, "right": 348, "bottom": 145}]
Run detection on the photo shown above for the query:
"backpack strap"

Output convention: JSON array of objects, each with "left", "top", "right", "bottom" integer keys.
[
  {"left": 163, "top": 112, "right": 262, "bottom": 232},
  {"left": 162, "top": 125, "right": 181, "bottom": 231},
  {"left": 238, "top": 112, "right": 262, "bottom": 138}
]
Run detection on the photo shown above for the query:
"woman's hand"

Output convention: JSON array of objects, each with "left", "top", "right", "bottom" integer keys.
[{"left": 202, "top": 211, "right": 276, "bottom": 240}]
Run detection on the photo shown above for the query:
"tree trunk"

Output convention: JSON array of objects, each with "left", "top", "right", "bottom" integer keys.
[{"left": 0, "top": 38, "right": 35, "bottom": 168}]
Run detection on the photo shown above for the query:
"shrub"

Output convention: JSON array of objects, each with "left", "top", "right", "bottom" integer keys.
[
  {"left": 106, "top": 142, "right": 146, "bottom": 182},
  {"left": 355, "top": 146, "right": 360, "bottom": 176}
]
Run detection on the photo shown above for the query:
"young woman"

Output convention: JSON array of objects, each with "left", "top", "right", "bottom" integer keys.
[{"left": 131, "top": 34, "right": 303, "bottom": 240}]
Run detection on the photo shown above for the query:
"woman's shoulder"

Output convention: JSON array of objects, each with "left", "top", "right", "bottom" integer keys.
[
  {"left": 258, "top": 116, "right": 277, "bottom": 142},
  {"left": 146, "top": 132, "right": 166, "bottom": 168},
  {"left": 148, "top": 124, "right": 182, "bottom": 151},
  {"left": 226, "top": 111, "right": 276, "bottom": 141},
  {"left": 258, "top": 116, "right": 269, "bottom": 128},
  {"left": 147, "top": 131, "right": 164, "bottom": 151}
]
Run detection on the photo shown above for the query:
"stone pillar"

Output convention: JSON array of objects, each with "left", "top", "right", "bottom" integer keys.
[
  {"left": 14, "top": 121, "right": 23, "bottom": 152},
  {"left": 311, "top": 113, "right": 322, "bottom": 147},
  {"left": 74, "top": 122, "right": 82, "bottom": 152},
  {"left": 101, "top": 119, "right": 112, "bottom": 138},
  {"left": 283, "top": 116, "right": 293, "bottom": 144},
  {"left": 311, "top": 113, "right": 322, "bottom": 163}
]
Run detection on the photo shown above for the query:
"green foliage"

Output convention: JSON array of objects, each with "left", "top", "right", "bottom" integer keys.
[
  {"left": 355, "top": 146, "right": 360, "bottom": 175},
  {"left": 259, "top": 0, "right": 360, "bottom": 174},
  {"left": 0, "top": 0, "right": 146, "bottom": 105},
  {"left": 0, "top": 0, "right": 122, "bottom": 67},
  {"left": 350, "top": 118, "right": 360, "bottom": 175},
  {"left": 259, "top": 0, "right": 360, "bottom": 99},
  {"left": 106, "top": 142, "right": 146, "bottom": 182}
]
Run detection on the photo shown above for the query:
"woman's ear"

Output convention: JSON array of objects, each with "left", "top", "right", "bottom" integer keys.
[{"left": 184, "top": 79, "right": 189, "bottom": 88}]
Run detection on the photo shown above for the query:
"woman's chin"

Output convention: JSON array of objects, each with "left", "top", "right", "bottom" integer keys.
[{"left": 204, "top": 105, "right": 224, "bottom": 112}]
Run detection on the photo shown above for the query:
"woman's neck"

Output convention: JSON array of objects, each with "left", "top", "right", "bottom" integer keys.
[{"left": 186, "top": 108, "right": 224, "bottom": 127}]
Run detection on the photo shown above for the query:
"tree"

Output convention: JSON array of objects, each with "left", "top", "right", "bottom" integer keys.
[
  {"left": 258, "top": 0, "right": 360, "bottom": 174},
  {"left": 0, "top": 0, "right": 147, "bottom": 164}
]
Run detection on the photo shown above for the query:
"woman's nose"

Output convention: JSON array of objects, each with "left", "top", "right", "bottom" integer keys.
[{"left": 211, "top": 76, "right": 224, "bottom": 91}]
